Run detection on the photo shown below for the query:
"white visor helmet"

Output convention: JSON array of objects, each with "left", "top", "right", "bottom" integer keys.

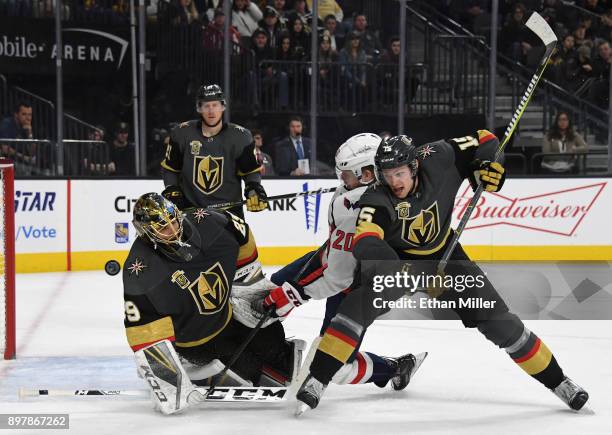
[{"left": 335, "top": 133, "right": 381, "bottom": 184}]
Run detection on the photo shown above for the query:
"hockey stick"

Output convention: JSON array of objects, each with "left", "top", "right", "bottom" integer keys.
[
  {"left": 205, "top": 186, "right": 337, "bottom": 211},
  {"left": 438, "top": 12, "right": 557, "bottom": 272},
  {"left": 206, "top": 241, "right": 328, "bottom": 397},
  {"left": 19, "top": 386, "right": 287, "bottom": 403}
]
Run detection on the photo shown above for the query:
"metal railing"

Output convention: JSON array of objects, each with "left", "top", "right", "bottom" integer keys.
[
  {"left": 0, "top": 138, "right": 139, "bottom": 177},
  {"left": 0, "top": 138, "right": 55, "bottom": 176},
  {"left": 1, "top": 75, "right": 103, "bottom": 140}
]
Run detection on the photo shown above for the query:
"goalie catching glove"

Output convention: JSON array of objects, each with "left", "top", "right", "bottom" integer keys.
[
  {"left": 262, "top": 281, "right": 310, "bottom": 318},
  {"left": 244, "top": 182, "right": 268, "bottom": 212},
  {"left": 134, "top": 340, "right": 203, "bottom": 415},
  {"left": 469, "top": 160, "right": 506, "bottom": 193}
]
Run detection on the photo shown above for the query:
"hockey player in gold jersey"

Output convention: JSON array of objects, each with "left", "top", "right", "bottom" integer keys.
[{"left": 295, "top": 132, "right": 589, "bottom": 415}]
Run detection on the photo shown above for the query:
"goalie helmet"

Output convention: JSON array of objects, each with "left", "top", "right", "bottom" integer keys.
[
  {"left": 132, "top": 192, "right": 185, "bottom": 248},
  {"left": 335, "top": 133, "right": 381, "bottom": 184},
  {"left": 196, "top": 84, "right": 226, "bottom": 111},
  {"left": 374, "top": 135, "right": 418, "bottom": 184}
]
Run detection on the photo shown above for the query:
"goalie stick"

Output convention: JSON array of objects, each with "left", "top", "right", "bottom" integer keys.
[
  {"left": 206, "top": 241, "right": 329, "bottom": 398},
  {"left": 438, "top": 12, "right": 557, "bottom": 272},
  {"left": 19, "top": 386, "right": 287, "bottom": 403}
]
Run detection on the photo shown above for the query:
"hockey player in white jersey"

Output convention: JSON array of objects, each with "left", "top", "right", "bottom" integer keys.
[{"left": 261, "top": 133, "right": 427, "bottom": 402}]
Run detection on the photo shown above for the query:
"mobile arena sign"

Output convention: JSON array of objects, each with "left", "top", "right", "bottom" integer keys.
[{"left": 12, "top": 178, "right": 612, "bottom": 273}]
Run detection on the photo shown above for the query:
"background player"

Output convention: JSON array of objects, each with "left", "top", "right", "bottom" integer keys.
[
  {"left": 160, "top": 84, "right": 268, "bottom": 217},
  {"left": 123, "top": 193, "right": 303, "bottom": 414},
  {"left": 261, "top": 134, "right": 426, "bottom": 403},
  {"left": 295, "top": 133, "right": 589, "bottom": 414}
]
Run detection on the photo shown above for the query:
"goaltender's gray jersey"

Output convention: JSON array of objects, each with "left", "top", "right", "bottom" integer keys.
[{"left": 302, "top": 184, "right": 368, "bottom": 300}]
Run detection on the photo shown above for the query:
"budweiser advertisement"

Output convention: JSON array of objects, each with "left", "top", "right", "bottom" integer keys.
[{"left": 453, "top": 179, "right": 609, "bottom": 246}]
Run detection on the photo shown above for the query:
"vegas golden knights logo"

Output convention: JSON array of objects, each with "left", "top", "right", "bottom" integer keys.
[
  {"left": 193, "top": 155, "right": 223, "bottom": 195},
  {"left": 401, "top": 202, "right": 441, "bottom": 247},
  {"left": 187, "top": 262, "right": 229, "bottom": 315}
]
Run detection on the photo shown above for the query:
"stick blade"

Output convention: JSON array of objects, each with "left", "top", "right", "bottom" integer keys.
[{"left": 525, "top": 12, "right": 557, "bottom": 46}]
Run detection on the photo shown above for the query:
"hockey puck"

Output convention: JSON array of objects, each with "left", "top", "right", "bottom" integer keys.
[{"left": 105, "top": 260, "right": 121, "bottom": 276}]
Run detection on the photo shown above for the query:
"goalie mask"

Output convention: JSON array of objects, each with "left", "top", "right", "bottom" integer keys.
[
  {"left": 133, "top": 193, "right": 198, "bottom": 261},
  {"left": 335, "top": 133, "right": 380, "bottom": 187},
  {"left": 374, "top": 135, "right": 418, "bottom": 185}
]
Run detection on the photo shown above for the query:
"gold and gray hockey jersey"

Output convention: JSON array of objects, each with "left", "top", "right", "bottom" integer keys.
[
  {"left": 354, "top": 130, "right": 500, "bottom": 258},
  {"left": 161, "top": 121, "right": 262, "bottom": 208},
  {"left": 122, "top": 209, "right": 258, "bottom": 351}
]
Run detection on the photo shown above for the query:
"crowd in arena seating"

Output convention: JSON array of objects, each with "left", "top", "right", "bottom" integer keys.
[
  {"left": 2, "top": 0, "right": 610, "bottom": 177},
  {"left": 446, "top": 0, "right": 611, "bottom": 109}
]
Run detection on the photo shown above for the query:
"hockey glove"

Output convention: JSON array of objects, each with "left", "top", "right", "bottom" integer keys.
[
  {"left": 244, "top": 182, "right": 269, "bottom": 212},
  {"left": 162, "top": 185, "right": 192, "bottom": 210},
  {"left": 469, "top": 160, "right": 506, "bottom": 193},
  {"left": 262, "top": 281, "right": 310, "bottom": 318}
]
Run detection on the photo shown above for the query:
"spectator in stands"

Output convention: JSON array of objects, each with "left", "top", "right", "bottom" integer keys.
[
  {"left": 251, "top": 28, "right": 289, "bottom": 109},
  {"left": 108, "top": 122, "right": 136, "bottom": 176},
  {"left": 288, "top": 0, "right": 309, "bottom": 23},
  {"left": 572, "top": 25, "right": 593, "bottom": 52},
  {"left": 84, "top": 126, "right": 111, "bottom": 175},
  {"left": 171, "top": 0, "right": 200, "bottom": 25},
  {"left": 202, "top": 9, "right": 241, "bottom": 50},
  {"left": 588, "top": 40, "right": 611, "bottom": 108},
  {"left": 252, "top": 129, "right": 275, "bottom": 176},
  {"left": 0, "top": 102, "right": 34, "bottom": 140},
  {"left": 573, "top": 45, "right": 596, "bottom": 95},
  {"left": 232, "top": 0, "right": 263, "bottom": 37},
  {"left": 306, "top": 0, "right": 343, "bottom": 22},
  {"left": 289, "top": 16, "right": 311, "bottom": 60},
  {"left": 541, "top": 111, "right": 588, "bottom": 173},
  {"left": 352, "top": 13, "right": 382, "bottom": 62},
  {"left": 318, "top": 34, "right": 338, "bottom": 104},
  {"left": 200, "top": 0, "right": 223, "bottom": 22},
  {"left": 379, "top": 36, "right": 420, "bottom": 105},
  {"left": 339, "top": 31, "right": 367, "bottom": 88},
  {"left": 272, "top": 0, "right": 288, "bottom": 18},
  {"left": 274, "top": 115, "right": 311, "bottom": 176},
  {"left": 0, "top": 101, "right": 38, "bottom": 174},
  {"left": 551, "top": 34, "right": 578, "bottom": 87},
  {"left": 259, "top": 6, "right": 282, "bottom": 49},
  {"left": 500, "top": 3, "right": 537, "bottom": 66},
  {"left": 582, "top": 0, "right": 606, "bottom": 16},
  {"left": 276, "top": 33, "right": 297, "bottom": 61},
  {"left": 595, "top": 9, "right": 612, "bottom": 42},
  {"left": 449, "top": 0, "right": 489, "bottom": 34},
  {"left": 324, "top": 14, "right": 344, "bottom": 52}
]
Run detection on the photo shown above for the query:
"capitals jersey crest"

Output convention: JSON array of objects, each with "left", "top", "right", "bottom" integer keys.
[{"left": 193, "top": 155, "right": 224, "bottom": 195}]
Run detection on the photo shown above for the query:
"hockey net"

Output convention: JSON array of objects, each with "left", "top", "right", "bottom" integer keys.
[{"left": 0, "top": 161, "right": 15, "bottom": 359}]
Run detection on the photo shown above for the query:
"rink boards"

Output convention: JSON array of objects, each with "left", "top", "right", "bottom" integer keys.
[{"left": 11, "top": 177, "right": 612, "bottom": 272}]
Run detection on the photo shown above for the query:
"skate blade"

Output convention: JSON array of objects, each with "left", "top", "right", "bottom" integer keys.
[
  {"left": 410, "top": 352, "right": 428, "bottom": 379},
  {"left": 295, "top": 401, "right": 311, "bottom": 417}
]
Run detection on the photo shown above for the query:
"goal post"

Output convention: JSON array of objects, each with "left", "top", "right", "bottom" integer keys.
[{"left": 1, "top": 160, "right": 15, "bottom": 360}]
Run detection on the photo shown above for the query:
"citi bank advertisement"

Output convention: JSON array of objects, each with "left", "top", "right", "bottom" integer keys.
[{"left": 12, "top": 178, "right": 612, "bottom": 272}]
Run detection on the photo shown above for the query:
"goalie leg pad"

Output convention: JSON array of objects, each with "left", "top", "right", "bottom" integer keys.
[{"left": 134, "top": 340, "right": 202, "bottom": 414}]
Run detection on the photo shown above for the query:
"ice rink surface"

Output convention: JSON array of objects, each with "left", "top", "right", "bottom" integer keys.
[{"left": 1, "top": 268, "right": 611, "bottom": 435}]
